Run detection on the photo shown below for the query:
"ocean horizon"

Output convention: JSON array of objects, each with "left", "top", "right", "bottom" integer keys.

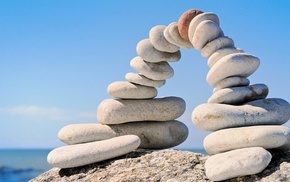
[{"left": 0, "top": 148, "right": 207, "bottom": 182}]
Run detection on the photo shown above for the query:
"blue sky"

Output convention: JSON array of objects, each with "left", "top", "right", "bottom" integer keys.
[{"left": 1, "top": 1, "right": 290, "bottom": 149}]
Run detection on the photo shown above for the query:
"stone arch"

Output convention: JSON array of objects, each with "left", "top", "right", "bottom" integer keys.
[{"left": 47, "top": 9, "right": 290, "bottom": 181}]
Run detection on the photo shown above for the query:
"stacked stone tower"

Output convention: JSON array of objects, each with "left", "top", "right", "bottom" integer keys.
[
  {"left": 185, "top": 10, "right": 290, "bottom": 181},
  {"left": 46, "top": 8, "right": 290, "bottom": 181}
]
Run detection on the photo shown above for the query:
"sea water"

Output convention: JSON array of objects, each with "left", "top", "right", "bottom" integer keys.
[
  {"left": 0, "top": 149, "right": 52, "bottom": 182},
  {"left": 0, "top": 148, "right": 206, "bottom": 181}
]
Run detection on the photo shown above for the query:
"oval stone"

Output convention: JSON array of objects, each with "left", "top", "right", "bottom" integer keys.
[
  {"left": 47, "top": 135, "right": 140, "bottom": 168},
  {"left": 213, "top": 76, "right": 250, "bottom": 93},
  {"left": 130, "top": 56, "right": 174, "bottom": 80},
  {"left": 136, "top": 39, "right": 181, "bottom": 63},
  {"left": 200, "top": 36, "right": 235, "bottom": 57},
  {"left": 164, "top": 22, "right": 192, "bottom": 49},
  {"left": 190, "top": 20, "right": 224, "bottom": 50},
  {"left": 208, "top": 84, "right": 268, "bottom": 104},
  {"left": 125, "top": 72, "right": 166, "bottom": 87},
  {"left": 207, "top": 47, "right": 242, "bottom": 68},
  {"left": 205, "top": 147, "right": 272, "bottom": 181},
  {"left": 204, "top": 125, "right": 290, "bottom": 155},
  {"left": 188, "top": 12, "right": 220, "bottom": 44},
  {"left": 58, "top": 120, "right": 188, "bottom": 149},
  {"left": 149, "top": 25, "right": 179, "bottom": 53},
  {"left": 177, "top": 9, "right": 203, "bottom": 41},
  {"left": 192, "top": 98, "right": 290, "bottom": 131},
  {"left": 98, "top": 96, "right": 186, "bottom": 124},
  {"left": 107, "top": 81, "right": 157, "bottom": 99},
  {"left": 207, "top": 53, "right": 260, "bottom": 87}
]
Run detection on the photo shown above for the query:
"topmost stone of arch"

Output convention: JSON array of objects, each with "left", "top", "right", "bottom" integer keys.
[{"left": 46, "top": 8, "right": 290, "bottom": 181}]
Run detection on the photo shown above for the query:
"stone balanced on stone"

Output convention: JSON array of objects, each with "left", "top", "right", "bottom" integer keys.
[
  {"left": 183, "top": 10, "right": 290, "bottom": 181},
  {"left": 47, "top": 8, "right": 290, "bottom": 181},
  {"left": 47, "top": 15, "right": 190, "bottom": 169}
]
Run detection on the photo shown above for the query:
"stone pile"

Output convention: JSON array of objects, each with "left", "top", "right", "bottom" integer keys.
[
  {"left": 47, "top": 18, "right": 190, "bottom": 169},
  {"left": 46, "top": 8, "right": 290, "bottom": 181},
  {"left": 185, "top": 10, "right": 290, "bottom": 181}
]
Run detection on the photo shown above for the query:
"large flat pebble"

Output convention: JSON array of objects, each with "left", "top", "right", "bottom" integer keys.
[
  {"left": 58, "top": 120, "right": 188, "bottom": 149},
  {"left": 201, "top": 36, "right": 234, "bottom": 57},
  {"left": 205, "top": 147, "right": 272, "bottom": 181},
  {"left": 136, "top": 39, "right": 181, "bottom": 63},
  {"left": 190, "top": 20, "right": 223, "bottom": 50},
  {"left": 125, "top": 72, "right": 165, "bottom": 87},
  {"left": 130, "top": 56, "right": 174, "bottom": 80},
  {"left": 192, "top": 98, "right": 290, "bottom": 131},
  {"left": 213, "top": 76, "right": 250, "bottom": 93},
  {"left": 208, "top": 84, "right": 268, "bottom": 104},
  {"left": 207, "top": 53, "right": 260, "bottom": 87},
  {"left": 47, "top": 135, "right": 140, "bottom": 168},
  {"left": 149, "top": 25, "right": 179, "bottom": 53},
  {"left": 107, "top": 81, "right": 157, "bottom": 99},
  {"left": 164, "top": 22, "right": 192, "bottom": 49},
  {"left": 188, "top": 12, "right": 219, "bottom": 45},
  {"left": 207, "top": 47, "right": 242, "bottom": 68},
  {"left": 204, "top": 125, "right": 290, "bottom": 155},
  {"left": 98, "top": 96, "right": 186, "bottom": 124}
]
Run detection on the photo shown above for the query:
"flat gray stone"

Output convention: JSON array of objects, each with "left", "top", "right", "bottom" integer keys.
[
  {"left": 200, "top": 36, "right": 234, "bottom": 57},
  {"left": 190, "top": 20, "right": 223, "bottom": 50},
  {"left": 98, "top": 96, "right": 186, "bottom": 124},
  {"left": 205, "top": 147, "right": 272, "bottom": 181},
  {"left": 149, "top": 25, "right": 179, "bottom": 53},
  {"left": 188, "top": 12, "right": 220, "bottom": 48},
  {"left": 130, "top": 56, "right": 174, "bottom": 80},
  {"left": 163, "top": 22, "right": 192, "bottom": 49},
  {"left": 213, "top": 76, "right": 250, "bottom": 93},
  {"left": 125, "top": 72, "right": 166, "bottom": 87},
  {"left": 207, "top": 53, "right": 260, "bottom": 87},
  {"left": 204, "top": 125, "right": 290, "bottom": 155},
  {"left": 208, "top": 84, "right": 268, "bottom": 104},
  {"left": 107, "top": 81, "right": 157, "bottom": 99},
  {"left": 207, "top": 47, "right": 242, "bottom": 68},
  {"left": 47, "top": 135, "right": 140, "bottom": 168},
  {"left": 58, "top": 120, "right": 188, "bottom": 149},
  {"left": 136, "top": 39, "right": 181, "bottom": 63},
  {"left": 192, "top": 98, "right": 290, "bottom": 131}
]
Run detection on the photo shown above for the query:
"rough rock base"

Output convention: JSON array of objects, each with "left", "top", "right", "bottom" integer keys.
[{"left": 30, "top": 149, "right": 290, "bottom": 182}]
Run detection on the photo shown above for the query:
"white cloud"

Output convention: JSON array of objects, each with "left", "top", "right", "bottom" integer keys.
[{"left": 0, "top": 105, "right": 96, "bottom": 121}]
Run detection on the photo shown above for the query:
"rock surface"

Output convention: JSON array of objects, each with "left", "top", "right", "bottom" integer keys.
[{"left": 31, "top": 149, "right": 290, "bottom": 182}]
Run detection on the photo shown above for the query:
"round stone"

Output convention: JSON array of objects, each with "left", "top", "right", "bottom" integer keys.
[
  {"left": 213, "top": 76, "right": 250, "bottom": 93},
  {"left": 205, "top": 147, "right": 272, "bottom": 181},
  {"left": 192, "top": 98, "right": 290, "bottom": 131},
  {"left": 163, "top": 22, "right": 192, "bottom": 49},
  {"left": 47, "top": 135, "right": 140, "bottom": 168},
  {"left": 200, "top": 36, "right": 235, "bottom": 57},
  {"left": 177, "top": 9, "right": 203, "bottom": 41},
  {"left": 204, "top": 125, "right": 290, "bottom": 155},
  {"left": 188, "top": 12, "right": 220, "bottom": 44},
  {"left": 149, "top": 25, "right": 179, "bottom": 53},
  {"left": 125, "top": 72, "right": 166, "bottom": 87},
  {"left": 97, "top": 96, "right": 186, "bottom": 125},
  {"left": 207, "top": 53, "right": 260, "bottom": 87},
  {"left": 190, "top": 20, "right": 224, "bottom": 50},
  {"left": 107, "top": 81, "right": 157, "bottom": 99},
  {"left": 58, "top": 120, "right": 188, "bottom": 149},
  {"left": 208, "top": 84, "right": 268, "bottom": 104},
  {"left": 136, "top": 39, "right": 181, "bottom": 63},
  {"left": 130, "top": 56, "right": 174, "bottom": 80},
  {"left": 207, "top": 47, "right": 243, "bottom": 68}
]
